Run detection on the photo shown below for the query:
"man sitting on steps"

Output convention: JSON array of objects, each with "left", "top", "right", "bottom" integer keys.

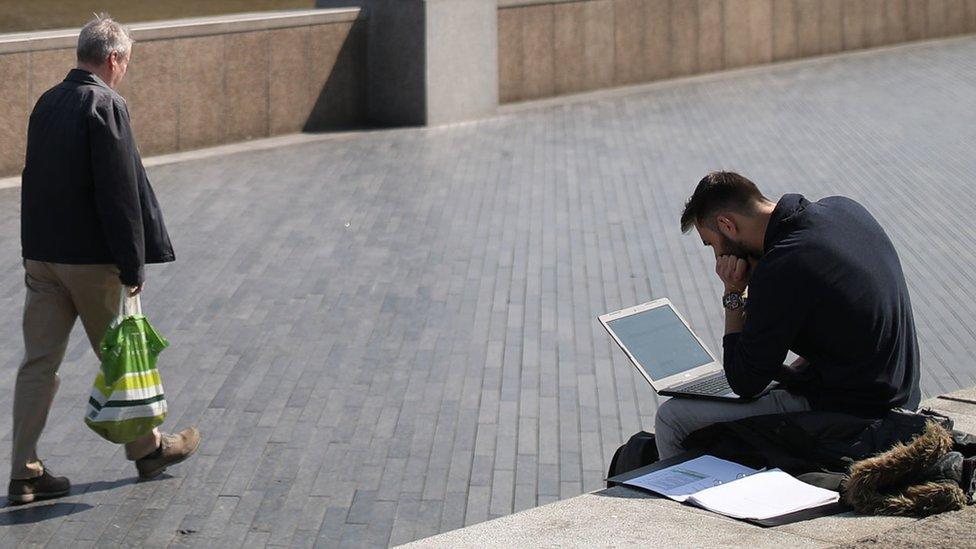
[{"left": 654, "top": 171, "right": 921, "bottom": 459}]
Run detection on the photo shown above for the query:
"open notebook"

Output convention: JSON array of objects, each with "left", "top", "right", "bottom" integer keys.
[{"left": 621, "top": 455, "right": 840, "bottom": 521}]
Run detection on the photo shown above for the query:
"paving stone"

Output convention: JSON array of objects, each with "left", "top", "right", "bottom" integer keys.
[{"left": 2, "top": 36, "right": 976, "bottom": 547}]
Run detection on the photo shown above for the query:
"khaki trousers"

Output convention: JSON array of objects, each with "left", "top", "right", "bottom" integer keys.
[
  {"left": 11, "top": 260, "right": 160, "bottom": 480},
  {"left": 654, "top": 389, "right": 811, "bottom": 459}
]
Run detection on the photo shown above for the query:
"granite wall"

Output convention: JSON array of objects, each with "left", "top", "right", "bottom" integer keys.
[
  {"left": 0, "top": 9, "right": 367, "bottom": 176},
  {"left": 498, "top": 0, "right": 976, "bottom": 103}
]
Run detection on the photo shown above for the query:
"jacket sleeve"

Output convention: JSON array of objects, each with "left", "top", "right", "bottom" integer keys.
[
  {"left": 88, "top": 97, "right": 145, "bottom": 286},
  {"left": 723, "top": 260, "right": 813, "bottom": 397}
]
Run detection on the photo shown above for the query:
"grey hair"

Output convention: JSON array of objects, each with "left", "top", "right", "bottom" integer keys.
[{"left": 76, "top": 14, "right": 133, "bottom": 65}]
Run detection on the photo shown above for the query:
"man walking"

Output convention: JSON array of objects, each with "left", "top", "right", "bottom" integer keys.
[
  {"left": 654, "top": 171, "right": 920, "bottom": 459},
  {"left": 10, "top": 16, "right": 200, "bottom": 504}
]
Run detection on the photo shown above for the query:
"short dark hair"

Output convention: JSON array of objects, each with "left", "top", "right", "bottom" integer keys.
[{"left": 680, "top": 172, "right": 768, "bottom": 233}]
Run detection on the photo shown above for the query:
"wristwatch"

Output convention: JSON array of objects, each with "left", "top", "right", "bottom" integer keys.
[{"left": 722, "top": 290, "right": 745, "bottom": 311}]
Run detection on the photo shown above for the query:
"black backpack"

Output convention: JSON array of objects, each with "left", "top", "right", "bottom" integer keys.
[{"left": 606, "top": 431, "right": 659, "bottom": 488}]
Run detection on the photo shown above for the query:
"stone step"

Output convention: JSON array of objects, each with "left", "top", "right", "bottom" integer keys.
[{"left": 401, "top": 392, "right": 976, "bottom": 548}]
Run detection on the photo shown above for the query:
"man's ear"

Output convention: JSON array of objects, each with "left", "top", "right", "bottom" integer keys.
[
  {"left": 109, "top": 51, "right": 124, "bottom": 70},
  {"left": 715, "top": 214, "right": 737, "bottom": 238}
]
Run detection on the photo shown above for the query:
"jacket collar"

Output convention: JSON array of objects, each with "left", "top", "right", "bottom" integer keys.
[
  {"left": 64, "top": 68, "right": 111, "bottom": 90},
  {"left": 763, "top": 193, "right": 809, "bottom": 254}
]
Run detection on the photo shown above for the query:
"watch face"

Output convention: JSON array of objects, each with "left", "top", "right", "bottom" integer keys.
[{"left": 723, "top": 292, "right": 744, "bottom": 310}]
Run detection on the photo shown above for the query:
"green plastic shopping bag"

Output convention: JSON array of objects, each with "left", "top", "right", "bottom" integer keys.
[{"left": 85, "top": 291, "right": 168, "bottom": 444}]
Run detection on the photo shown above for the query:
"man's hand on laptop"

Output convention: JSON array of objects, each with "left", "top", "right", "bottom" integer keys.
[
  {"left": 716, "top": 255, "right": 750, "bottom": 292},
  {"left": 775, "top": 356, "right": 815, "bottom": 388},
  {"left": 789, "top": 356, "right": 809, "bottom": 369}
]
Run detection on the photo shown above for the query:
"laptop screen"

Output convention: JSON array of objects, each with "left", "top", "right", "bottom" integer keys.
[{"left": 607, "top": 304, "right": 714, "bottom": 380}]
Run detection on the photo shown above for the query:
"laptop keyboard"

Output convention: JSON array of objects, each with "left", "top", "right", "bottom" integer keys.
[{"left": 678, "top": 374, "right": 732, "bottom": 396}]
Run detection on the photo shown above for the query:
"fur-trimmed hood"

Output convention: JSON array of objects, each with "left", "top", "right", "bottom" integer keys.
[{"left": 842, "top": 421, "right": 974, "bottom": 516}]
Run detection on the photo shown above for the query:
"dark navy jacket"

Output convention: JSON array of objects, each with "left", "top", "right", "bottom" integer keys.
[
  {"left": 21, "top": 69, "right": 174, "bottom": 286},
  {"left": 723, "top": 194, "right": 920, "bottom": 417}
]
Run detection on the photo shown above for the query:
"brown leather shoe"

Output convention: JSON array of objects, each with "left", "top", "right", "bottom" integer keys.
[
  {"left": 135, "top": 427, "right": 201, "bottom": 480},
  {"left": 8, "top": 469, "right": 70, "bottom": 504}
]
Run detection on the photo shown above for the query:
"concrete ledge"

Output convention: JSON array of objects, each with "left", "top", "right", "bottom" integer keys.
[
  {"left": 0, "top": 7, "right": 368, "bottom": 176},
  {"left": 937, "top": 387, "right": 976, "bottom": 405},
  {"left": 498, "top": 0, "right": 581, "bottom": 7},
  {"left": 403, "top": 391, "right": 976, "bottom": 548},
  {"left": 497, "top": 0, "right": 976, "bottom": 104},
  {"left": 0, "top": 8, "right": 365, "bottom": 53},
  {"left": 498, "top": 34, "right": 976, "bottom": 116}
]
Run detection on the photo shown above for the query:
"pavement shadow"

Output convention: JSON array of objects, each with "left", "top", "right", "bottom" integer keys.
[
  {"left": 0, "top": 473, "right": 170, "bottom": 525},
  {"left": 0, "top": 502, "right": 92, "bottom": 525},
  {"left": 71, "top": 473, "right": 174, "bottom": 494},
  {"left": 304, "top": 18, "right": 370, "bottom": 132},
  {"left": 71, "top": 476, "right": 139, "bottom": 495}
]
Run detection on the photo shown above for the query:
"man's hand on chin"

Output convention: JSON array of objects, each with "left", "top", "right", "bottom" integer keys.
[
  {"left": 716, "top": 255, "right": 751, "bottom": 292},
  {"left": 716, "top": 255, "right": 749, "bottom": 334}
]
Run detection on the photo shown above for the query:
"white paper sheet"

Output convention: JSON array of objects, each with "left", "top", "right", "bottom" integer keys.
[
  {"left": 622, "top": 455, "right": 758, "bottom": 502},
  {"left": 687, "top": 469, "right": 840, "bottom": 520}
]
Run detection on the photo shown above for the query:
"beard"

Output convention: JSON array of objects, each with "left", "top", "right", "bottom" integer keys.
[{"left": 720, "top": 233, "right": 762, "bottom": 261}]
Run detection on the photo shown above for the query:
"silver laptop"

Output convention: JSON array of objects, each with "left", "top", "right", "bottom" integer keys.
[{"left": 599, "top": 298, "right": 750, "bottom": 401}]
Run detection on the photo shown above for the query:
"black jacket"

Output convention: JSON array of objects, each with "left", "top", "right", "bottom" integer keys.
[
  {"left": 682, "top": 408, "right": 976, "bottom": 490},
  {"left": 21, "top": 69, "right": 174, "bottom": 286},
  {"left": 723, "top": 194, "right": 920, "bottom": 417}
]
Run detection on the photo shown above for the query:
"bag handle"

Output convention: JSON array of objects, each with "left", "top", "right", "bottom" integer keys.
[{"left": 117, "top": 288, "right": 143, "bottom": 318}]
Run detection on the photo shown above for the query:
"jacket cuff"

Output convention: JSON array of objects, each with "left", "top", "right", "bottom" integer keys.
[
  {"left": 119, "top": 265, "right": 144, "bottom": 287},
  {"left": 722, "top": 332, "right": 742, "bottom": 350}
]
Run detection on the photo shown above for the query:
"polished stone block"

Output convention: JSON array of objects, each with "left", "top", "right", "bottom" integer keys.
[
  {"left": 967, "top": 0, "right": 976, "bottom": 32},
  {"left": 697, "top": 0, "right": 724, "bottom": 72},
  {"left": 581, "top": 1, "right": 615, "bottom": 91},
  {"left": 820, "top": 0, "right": 845, "bottom": 53},
  {"left": 670, "top": 0, "right": 699, "bottom": 76},
  {"left": 118, "top": 39, "right": 179, "bottom": 156},
  {"left": 645, "top": 0, "right": 672, "bottom": 79},
  {"left": 177, "top": 36, "right": 226, "bottom": 150},
  {"left": 554, "top": 3, "right": 586, "bottom": 95},
  {"left": 308, "top": 23, "right": 350, "bottom": 122},
  {"left": 28, "top": 49, "right": 73, "bottom": 103},
  {"left": 884, "top": 0, "right": 908, "bottom": 44},
  {"left": 724, "top": 0, "right": 752, "bottom": 67},
  {"left": 946, "top": 0, "right": 968, "bottom": 34},
  {"left": 796, "top": 0, "right": 821, "bottom": 56},
  {"left": 308, "top": 21, "right": 367, "bottom": 128},
  {"left": 269, "top": 26, "right": 312, "bottom": 134},
  {"left": 773, "top": 0, "right": 798, "bottom": 61},
  {"left": 0, "top": 11, "right": 369, "bottom": 174},
  {"left": 927, "top": 0, "right": 948, "bottom": 37},
  {"left": 498, "top": 8, "right": 524, "bottom": 103},
  {"left": 725, "top": 0, "right": 772, "bottom": 68},
  {"left": 333, "top": 0, "right": 422, "bottom": 125},
  {"left": 425, "top": 0, "right": 498, "bottom": 125},
  {"left": 521, "top": 6, "right": 556, "bottom": 100},
  {"left": 224, "top": 31, "right": 270, "bottom": 142},
  {"left": 0, "top": 53, "right": 29, "bottom": 176},
  {"left": 613, "top": 0, "right": 647, "bottom": 85},
  {"left": 906, "top": 0, "right": 929, "bottom": 39},
  {"left": 748, "top": 0, "right": 774, "bottom": 64},
  {"left": 863, "top": 0, "right": 888, "bottom": 47},
  {"left": 843, "top": 0, "right": 867, "bottom": 49}
]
